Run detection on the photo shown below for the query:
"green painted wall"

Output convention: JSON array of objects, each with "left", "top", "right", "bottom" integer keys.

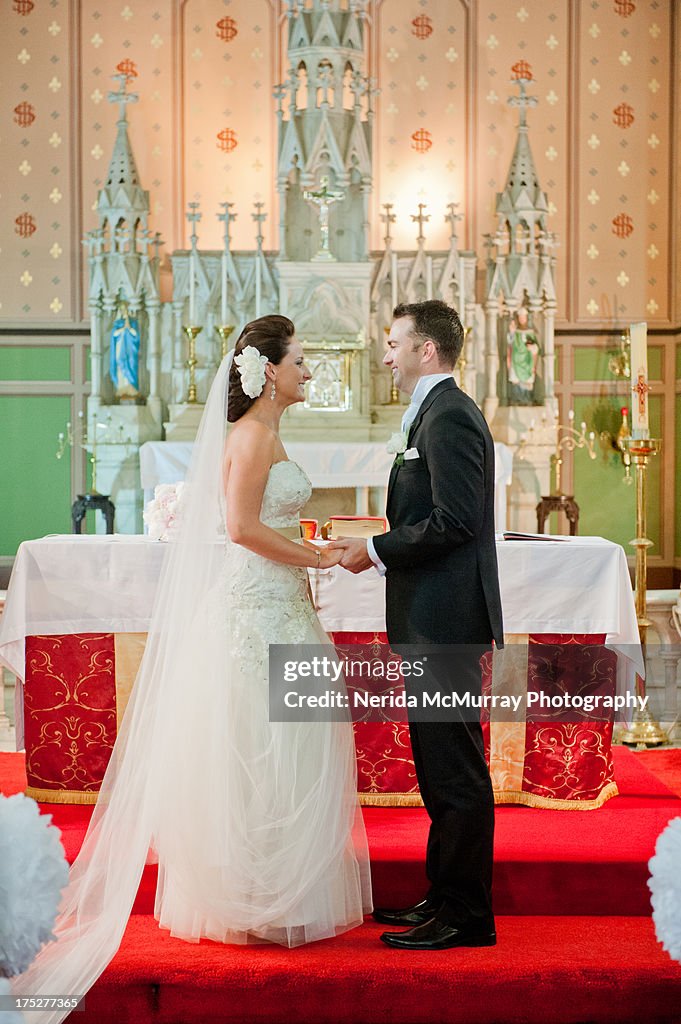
[
  {"left": 573, "top": 345, "right": 663, "bottom": 382},
  {"left": 0, "top": 346, "right": 71, "bottom": 382},
  {"left": 573, "top": 394, "right": 662, "bottom": 551},
  {"left": 0, "top": 395, "right": 73, "bottom": 556}
]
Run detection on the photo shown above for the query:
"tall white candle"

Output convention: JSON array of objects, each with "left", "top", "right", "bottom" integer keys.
[
  {"left": 189, "top": 251, "right": 196, "bottom": 324},
  {"left": 391, "top": 252, "right": 398, "bottom": 310},
  {"left": 426, "top": 256, "right": 433, "bottom": 300},
  {"left": 255, "top": 253, "right": 262, "bottom": 319},
  {"left": 458, "top": 255, "right": 466, "bottom": 317},
  {"left": 221, "top": 252, "right": 228, "bottom": 324},
  {"left": 629, "top": 321, "right": 649, "bottom": 438}
]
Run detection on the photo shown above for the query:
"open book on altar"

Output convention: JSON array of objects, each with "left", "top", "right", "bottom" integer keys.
[{"left": 502, "top": 531, "right": 572, "bottom": 542}]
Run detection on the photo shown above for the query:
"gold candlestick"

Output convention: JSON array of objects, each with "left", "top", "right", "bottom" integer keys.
[
  {"left": 619, "top": 436, "right": 666, "bottom": 747},
  {"left": 457, "top": 325, "right": 472, "bottom": 393},
  {"left": 384, "top": 324, "right": 400, "bottom": 404},
  {"left": 183, "top": 325, "right": 202, "bottom": 404},
  {"left": 215, "top": 324, "right": 235, "bottom": 361}
]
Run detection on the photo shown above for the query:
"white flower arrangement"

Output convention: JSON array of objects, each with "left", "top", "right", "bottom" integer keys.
[
  {"left": 649, "top": 816, "right": 681, "bottom": 964},
  {"left": 143, "top": 482, "right": 185, "bottom": 542},
  {"left": 386, "top": 431, "right": 408, "bottom": 466},
  {"left": 234, "top": 345, "right": 268, "bottom": 399},
  {"left": 0, "top": 793, "right": 69, "bottom": 979}
]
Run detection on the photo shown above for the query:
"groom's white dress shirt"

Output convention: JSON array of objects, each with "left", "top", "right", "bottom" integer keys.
[{"left": 367, "top": 373, "right": 454, "bottom": 575}]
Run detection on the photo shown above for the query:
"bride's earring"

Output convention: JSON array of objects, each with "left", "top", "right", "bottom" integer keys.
[{"left": 270, "top": 380, "right": 276, "bottom": 401}]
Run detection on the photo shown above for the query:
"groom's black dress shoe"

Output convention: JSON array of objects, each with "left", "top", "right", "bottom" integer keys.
[
  {"left": 372, "top": 897, "right": 442, "bottom": 927},
  {"left": 380, "top": 918, "right": 497, "bottom": 951}
]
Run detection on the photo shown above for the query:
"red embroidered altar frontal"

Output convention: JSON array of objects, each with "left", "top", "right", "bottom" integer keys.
[
  {"left": 335, "top": 631, "right": 617, "bottom": 810},
  {"left": 23, "top": 634, "right": 117, "bottom": 802},
  {"left": 22, "top": 631, "right": 617, "bottom": 809}
]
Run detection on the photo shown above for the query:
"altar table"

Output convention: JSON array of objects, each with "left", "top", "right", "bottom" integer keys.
[
  {"left": 140, "top": 440, "right": 514, "bottom": 532},
  {"left": 0, "top": 535, "right": 641, "bottom": 809}
]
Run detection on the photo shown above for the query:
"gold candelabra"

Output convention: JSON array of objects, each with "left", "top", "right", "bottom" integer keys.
[
  {"left": 56, "top": 411, "right": 134, "bottom": 495},
  {"left": 541, "top": 412, "right": 597, "bottom": 496},
  {"left": 183, "top": 325, "right": 202, "bottom": 404},
  {"left": 607, "top": 329, "right": 631, "bottom": 381},
  {"left": 619, "top": 435, "right": 666, "bottom": 747},
  {"left": 215, "top": 324, "right": 235, "bottom": 361}
]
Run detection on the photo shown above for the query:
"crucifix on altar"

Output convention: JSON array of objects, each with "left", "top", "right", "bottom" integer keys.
[{"left": 303, "top": 176, "right": 345, "bottom": 262}]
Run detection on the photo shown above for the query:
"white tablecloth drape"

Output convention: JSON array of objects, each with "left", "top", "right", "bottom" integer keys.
[
  {"left": 139, "top": 441, "right": 514, "bottom": 532},
  {"left": 0, "top": 534, "right": 641, "bottom": 684}
]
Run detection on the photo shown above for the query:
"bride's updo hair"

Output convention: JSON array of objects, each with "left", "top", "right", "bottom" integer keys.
[{"left": 227, "top": 314, "right": 296, "bottom": 422}]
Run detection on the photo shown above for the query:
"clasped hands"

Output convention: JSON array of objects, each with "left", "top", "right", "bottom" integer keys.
[
  {"left": 303, "top": 538, "right": 373, "bottom": 574},
  {"left": 326, "top": 537, "right": 373, "bottom": 574}
]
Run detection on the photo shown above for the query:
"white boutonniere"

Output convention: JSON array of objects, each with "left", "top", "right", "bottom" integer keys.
[
  {"left": 386, "top": 431, "right": 408, "bottom": 467},
  {"left": 234, "top": 345, "right": 268, "bottom": 398}
]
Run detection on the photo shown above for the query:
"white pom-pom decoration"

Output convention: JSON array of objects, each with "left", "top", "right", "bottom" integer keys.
[
  {"left": 0, "top": 978, "right": 23, "bottom": 1024},
  {"left": 648, "top": 815, "right": 681, "bottom": 964},
  {"left": 0, "top": 794, "right": 69, "bottom": 978}
]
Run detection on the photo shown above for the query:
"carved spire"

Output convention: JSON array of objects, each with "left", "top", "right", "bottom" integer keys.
[
  {"left": 496, "top": 69, "right": 547, "bottom": 222},
  {"left": 97, "top": 72, "right": 149, "bottom": 230}
]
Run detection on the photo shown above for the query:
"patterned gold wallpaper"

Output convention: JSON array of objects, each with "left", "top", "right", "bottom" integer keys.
[{"left": 1, "top": 0, "right": 676, "bottom": 325}]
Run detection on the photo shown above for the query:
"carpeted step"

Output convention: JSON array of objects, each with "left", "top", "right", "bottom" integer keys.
[
  {"left": 71, "top": 915, "right": 681, "bottom": 1024},
  {"left": 2, "top": 750, "right": 680, "bottom": 917}
]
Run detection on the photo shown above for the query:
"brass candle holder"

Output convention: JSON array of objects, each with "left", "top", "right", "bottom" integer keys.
[
  {"left": 56, "top": 412, "right": 134, "bottom": 496},
  {"left": 550, "top": 414, "right": 597, "bottom": 497},
  {"left": 183, "top": 325, "right": 202, "bottom": 404},
  {"left": 215, "top": 324, "right": 235, "bottom": 361},
  {"left": 57, "top": 415, "right": 102, "bottom": 495},
  {"left": 619, "top": 436, "right": 666, "bottom": 747},
  {"left": 457, "top": 326, "right": 472, "bottom": 394},
  {"left": 384, "top": 324, "right": 400, "bottom": 404}
]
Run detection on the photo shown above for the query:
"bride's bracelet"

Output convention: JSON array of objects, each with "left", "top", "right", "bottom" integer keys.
[{"left": 314, "top": 548, "right": 321, "bottom": 570}]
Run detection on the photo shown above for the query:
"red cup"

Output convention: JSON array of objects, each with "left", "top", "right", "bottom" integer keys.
[{"left": 300, "top": 518, "right": 318, "bottom": 540}]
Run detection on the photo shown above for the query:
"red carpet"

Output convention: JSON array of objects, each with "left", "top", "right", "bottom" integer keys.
[{"left": 2, "top": 748, "right": 681, "bottom": 1023}]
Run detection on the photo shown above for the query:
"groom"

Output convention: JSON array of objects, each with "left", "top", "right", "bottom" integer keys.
[{"left": 331, "top": 300, "right": 503, "bottom": 950}]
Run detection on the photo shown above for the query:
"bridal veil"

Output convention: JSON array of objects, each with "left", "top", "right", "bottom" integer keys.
[{"left": 10, "top": 344, "right": 371, "bottom": 1023}]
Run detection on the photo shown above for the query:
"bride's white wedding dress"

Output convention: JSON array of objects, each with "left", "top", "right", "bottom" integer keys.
[
  {"left": 12, "top": 458, "right": 372, "bottom": 1024},
  {"left": 152, "top": 459, "right": 372, "bottom": 947}
]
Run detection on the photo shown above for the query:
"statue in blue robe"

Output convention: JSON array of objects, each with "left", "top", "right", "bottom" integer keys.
[{"left": 109, "top": 301, "right": 140, "bottom": 400}]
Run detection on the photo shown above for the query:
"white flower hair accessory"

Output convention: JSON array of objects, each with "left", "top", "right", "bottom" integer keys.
[{"left": 234, "top": 345, "right": 269, "bottom": 399}]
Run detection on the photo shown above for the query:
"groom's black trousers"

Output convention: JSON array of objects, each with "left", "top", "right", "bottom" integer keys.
[{"left": 405, "top": 648, "right": 495, "bottom": 930}]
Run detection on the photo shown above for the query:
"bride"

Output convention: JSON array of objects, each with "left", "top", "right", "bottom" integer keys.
[{"left": 12, "top": 315, "right": 372, "bottom": 1020}]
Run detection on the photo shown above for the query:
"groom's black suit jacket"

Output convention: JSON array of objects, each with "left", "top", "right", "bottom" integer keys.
[{"left": 373, "top": 378, "right": 503, "bottom": 648}]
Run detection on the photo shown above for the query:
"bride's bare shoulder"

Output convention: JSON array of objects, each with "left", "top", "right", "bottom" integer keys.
[{"left": 224, "top": 418, "right": 276, "bottom": 467}]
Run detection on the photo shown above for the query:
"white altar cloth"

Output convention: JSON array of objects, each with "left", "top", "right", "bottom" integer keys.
[
  {"left": 139, "top": 441, "right": 514, "bottom": 531},
  {"left": 0, "top": 534, "right": 641, "bottom": 685}
]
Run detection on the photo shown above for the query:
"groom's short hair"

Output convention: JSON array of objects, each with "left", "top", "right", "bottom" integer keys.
[{"left": 393, "top": 300, "right": 463, "bottom": 369}]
